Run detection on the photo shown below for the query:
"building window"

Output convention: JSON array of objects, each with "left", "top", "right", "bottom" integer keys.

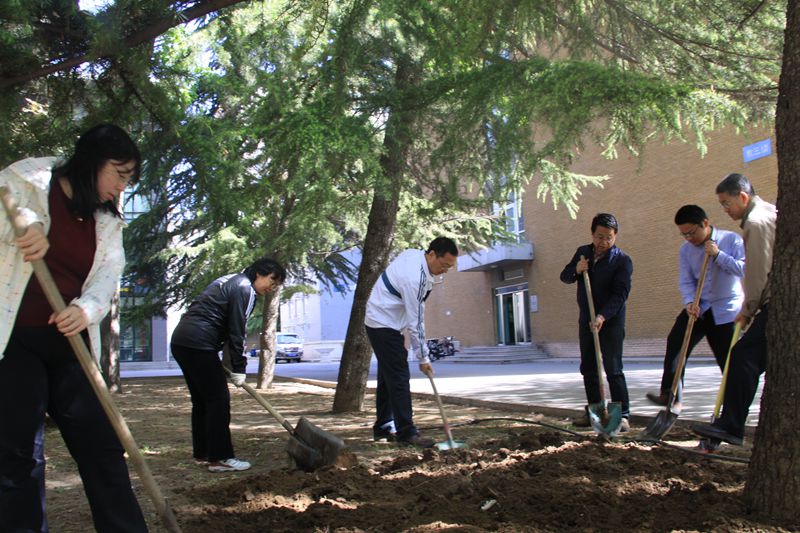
[
  {"left": 120, "top": 287, "right": 152, "bottom": 362},
  {"left": 120, "top": 319, "right": 152, "bottom": 362},
  {"left": 494, "top": 189, "right": 525, "bottom": 243}
]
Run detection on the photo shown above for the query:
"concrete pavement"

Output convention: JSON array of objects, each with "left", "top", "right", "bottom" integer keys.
[{"left": 122, "top": 356, "right": 764, "bottom": 427}]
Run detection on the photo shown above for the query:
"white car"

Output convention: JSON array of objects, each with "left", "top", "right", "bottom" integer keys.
[{"left": 276, "top": 332, "right": 304, "bottom": 363}]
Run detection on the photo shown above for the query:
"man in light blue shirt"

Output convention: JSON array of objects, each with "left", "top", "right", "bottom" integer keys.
[{"left": 646, "top": 205, "right": 744, "bottom": 407}]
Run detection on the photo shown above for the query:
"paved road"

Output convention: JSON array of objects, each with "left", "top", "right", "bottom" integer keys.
[
  {"left": 271, "top": 358, "right": 762, "bottom": 425},
  {"left": 122, "top": 357, "right": 764, "bottom": 426}
]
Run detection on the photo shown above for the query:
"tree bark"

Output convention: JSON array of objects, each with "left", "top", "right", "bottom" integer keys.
[
  {"left": 100, "top": 291, "right": 121, "bottom": 393},
  {"left": 257, "top": 287, "right": 280, "bottom": 389},
  {"left": 744, "top": 0, "right": 800, "bottom": 522},
  {"left": 332, "top": 56, "right": 420, "bottom": 413}
]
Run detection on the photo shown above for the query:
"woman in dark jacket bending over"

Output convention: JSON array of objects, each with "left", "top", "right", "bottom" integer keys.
[{"left": 170, "top": 257, "right": 285, "bottom": 472}]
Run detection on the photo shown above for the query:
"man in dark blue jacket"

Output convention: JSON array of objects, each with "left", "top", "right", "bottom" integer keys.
[{"left": 560, "top": 213, "right": 633, "bottom": 432}]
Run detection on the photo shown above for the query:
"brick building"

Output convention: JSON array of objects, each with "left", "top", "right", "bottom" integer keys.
[{"left": 424, "top": 125, "right": 778, "bottom": 357}]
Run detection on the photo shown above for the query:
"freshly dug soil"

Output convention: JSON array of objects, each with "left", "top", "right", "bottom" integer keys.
[{"left": 40, "top": 377, "right": 794, "bottom": 532}]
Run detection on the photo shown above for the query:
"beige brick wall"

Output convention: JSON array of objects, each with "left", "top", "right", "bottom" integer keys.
[{"left": 425, "top": 125, "right": 778, "bottom": 354}]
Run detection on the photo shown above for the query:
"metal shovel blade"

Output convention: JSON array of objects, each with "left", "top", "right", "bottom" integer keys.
[
  {"left": 434, "top": 439, "right": 468, "bottom": 451},
  {"left": 288, "top": 416, "right": 348, "bottom": 471},
  {"left": 641, "top": 406, "right": 679, "bottom": 441},
  {"left": 286, "top": 434, "right": 325, "bottom": 471},
  {"left": 587, "top": 401, "right": 623, "bottom": 437}
]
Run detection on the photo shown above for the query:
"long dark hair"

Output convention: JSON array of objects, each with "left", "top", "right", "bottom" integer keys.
[{"left": 51, "top": 124, "right": 141, "bottom": 219}]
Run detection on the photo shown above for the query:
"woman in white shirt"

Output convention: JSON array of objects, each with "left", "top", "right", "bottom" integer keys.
[{"left": 0, "top": 124, "right": 148, "bottom": 533}]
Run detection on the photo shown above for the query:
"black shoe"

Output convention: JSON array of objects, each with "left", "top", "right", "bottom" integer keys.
[
  {"left": 645, "top": 392, "right": 669, "bottom": 406},
  {"left": 397, "top": 433, "right": 435, "bottom": 449},
  {"left": 691, "top": 423, "right": 743, "bottom": 446},
  {"left": 373, "top": 426, "right": 396, "bottom": 442}
]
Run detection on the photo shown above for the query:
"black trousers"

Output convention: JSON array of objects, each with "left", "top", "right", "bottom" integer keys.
[
  {"left": 0, "top": 327, "right": 147, "bottom": 533},
  {"left": 365, "top": 326, "right": 418, "bottom": 440},
  {"left": 659, "top": 309, "right": 736, "bottom": 402},
  {"left": 717, "top": 307, "right": 768, "bottom": 439},
  {"left": 578, "top": 321, "right": 630, "bottom": 417},
  {"left": 171, "top": 344, "right": 235, "bottom": 462}
]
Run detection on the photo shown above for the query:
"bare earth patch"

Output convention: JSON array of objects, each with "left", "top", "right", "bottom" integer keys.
[{"left": 40, "top": 377, "right": 796, "bottom": 532}]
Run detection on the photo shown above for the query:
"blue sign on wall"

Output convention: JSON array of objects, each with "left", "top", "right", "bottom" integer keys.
[{"left": 742, "top": 139, "right": 772, "bottom": 163}]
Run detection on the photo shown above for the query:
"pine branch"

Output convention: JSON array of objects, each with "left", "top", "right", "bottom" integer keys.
[{"left": 0, "top": 0, "right": 248, "bottom": 89}]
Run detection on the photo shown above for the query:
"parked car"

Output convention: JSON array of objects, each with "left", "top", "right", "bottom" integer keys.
[{"left": 276, "top": 332, "right": 303, "bottom": 363}]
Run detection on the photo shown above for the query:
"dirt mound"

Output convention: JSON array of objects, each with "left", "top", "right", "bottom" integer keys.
[{"left": 40, "top": 379, "right": 793, "bottom": 532}]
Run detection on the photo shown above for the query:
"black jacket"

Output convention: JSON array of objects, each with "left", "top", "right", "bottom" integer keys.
[
  {"left": 170, "top": 273, "right": 256, "bottom": 373},
  {"left": 560, "top": 244, "right": 633, "bottom": 327}
]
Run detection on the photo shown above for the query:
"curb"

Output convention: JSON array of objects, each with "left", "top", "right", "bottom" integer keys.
[{"left": 273, "top": 375, "right": 755, "bottom": 438}]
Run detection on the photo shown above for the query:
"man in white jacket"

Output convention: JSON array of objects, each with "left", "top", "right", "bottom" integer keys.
[{"left": 365, "top": 237, "right": 458, "bottom": 448}]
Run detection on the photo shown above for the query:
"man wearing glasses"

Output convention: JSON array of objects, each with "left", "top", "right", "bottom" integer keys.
[
  {"left": 365, "top": 237, "right": 458, "bottom": 448},
  {"left": 693, "top": 173, "right": 777, "bottom": 446},
  {"left": 645, "top": 205, "right": 745, "bottom": 411},
  {"left": 560, "top": 213, "right": 633, "bottom": 431}
]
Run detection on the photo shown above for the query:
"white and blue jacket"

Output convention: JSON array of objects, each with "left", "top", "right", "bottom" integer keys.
[{"left": 365, "top": 249, "right": 433, "bottom": 363}]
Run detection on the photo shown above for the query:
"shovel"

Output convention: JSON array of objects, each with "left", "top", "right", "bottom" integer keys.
[
  {"left": 0, "top": 186, "right": 182, "bottom": 533},
  {"left": 642, "top": 251, "right": 711, "bottom": 441},
  {"left": 222, "top": 367, "right": 349, "bottom": 471},
  {"left": 582, "top": 270, "right": 623, "bottom": 437},
  {"left": 423, "top": 368, "right": 467, "bottom": 450},
  {"left": 698, "top": 322, "right": 742, "bottom": 452}
]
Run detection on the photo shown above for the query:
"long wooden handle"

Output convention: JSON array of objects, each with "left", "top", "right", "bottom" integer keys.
[
  {"left": 712, "top": 321, "right": 742, "bottom": 420},
  {"left": 669, "top": 252, "right": 712, "bottom": 399},
  {"left": 0, "top": 186, "right": 181, "bottom": 533},
  {"left": 222, "top": 366, "right": 296, "bottom": 435},
  {"left": 424, "top": 370, "right": 456, "bottom": 446},
  {"left": 582, "top": 270, "right": 608, "bottom": 402}
]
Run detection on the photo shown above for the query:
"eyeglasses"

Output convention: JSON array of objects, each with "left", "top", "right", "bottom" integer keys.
[
  {"left": 680, "top": 225, "right": 701, "bottom": 238},
  {"left": 720, "top": 199, "right": 734, "bottom": 210},
  {"left": 113, "top": 162, "right": 136, "bottom": 187},
  {"left": 592, "top": 234, "right": 615, "bottom": 242},
  {"left": 438, "top": 258, "right": 456, "bottom": 271}
]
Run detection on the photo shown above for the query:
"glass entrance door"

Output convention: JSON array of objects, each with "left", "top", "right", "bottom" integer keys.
[{"left": 495, "top": 284, "right": 531, "bottom": 345}]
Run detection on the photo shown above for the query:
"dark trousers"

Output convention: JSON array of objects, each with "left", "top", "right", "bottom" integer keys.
[
  {"left": 717, "top": 307, "right": 768, "bottom": 439},
  {"left": 579, "top": 321, "right": 630, "bottom": 417},
  {"left": 659, "top": 309, "right": 736, "bottom": 402},
  {"left": 365, "top": 326, "right": 418, "bottom": 440},
  {"left": 171, "top": 344, "right": 234, "bottom": 462},
  {"left": 0, "top": 327, "right": 147, "bottom": 533}
]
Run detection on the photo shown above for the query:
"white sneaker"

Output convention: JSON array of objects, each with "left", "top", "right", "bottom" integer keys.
[{"left": 208, "top": 458, "right": 251, "bottom": 472}]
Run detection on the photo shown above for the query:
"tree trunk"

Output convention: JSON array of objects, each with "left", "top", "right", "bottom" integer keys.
[
  {"left": 257, "top": 288, "right": 280, "bottom": 389},
  {"left": 744, "top": 0, "right": 800, "bottom": 521},
  {"left": 99, "top": 291, "right": 121, "bottom": 393},
  {"left": 332, "top": 57, "right": 420, "bottom": 413}
]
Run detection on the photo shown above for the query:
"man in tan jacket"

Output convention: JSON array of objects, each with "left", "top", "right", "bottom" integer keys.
[{"left": 692, "top": 173, "right": 777, "bottom": 446}]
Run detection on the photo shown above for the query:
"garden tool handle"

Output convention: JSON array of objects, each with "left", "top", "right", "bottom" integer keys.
[
  {"left": 582, "top": 270, "right": 608, "bottom": 401},
  {"left": 222, "top": 366, "right": 296, "bottom": 435},
  {"left": 0, "top": 186, "right": 182, "bottom": 533},
  {"left": 712, "top": 321, "right": 742, "bottom": 420},
  {"left": 424, "top": 369, "right": 457, "bottom": 446},
  {"left": 669, "top": 251, "right": 711, "bottom": 399}
]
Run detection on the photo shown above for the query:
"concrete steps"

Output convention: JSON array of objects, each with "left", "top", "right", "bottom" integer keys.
[{"left": 439, "top": 344, "right": 549, "bottom": 364}]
